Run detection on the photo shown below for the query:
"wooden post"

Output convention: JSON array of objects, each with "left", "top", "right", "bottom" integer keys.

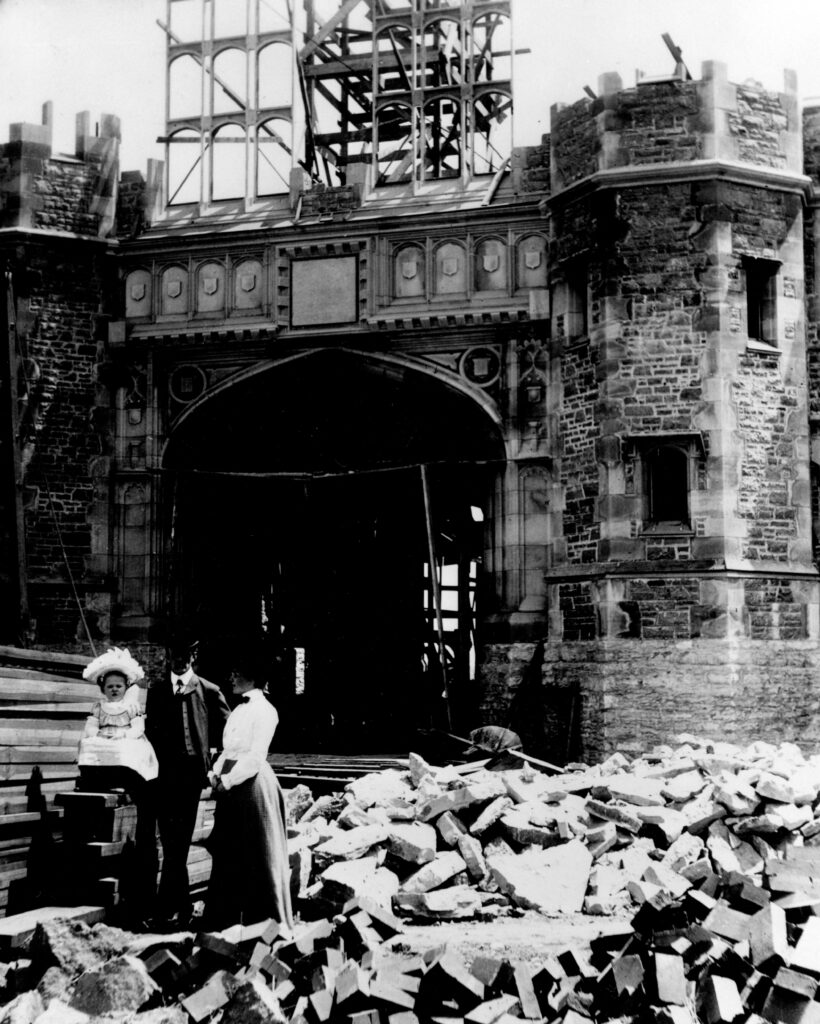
[
  {"left": 2, "top": 269, "right": 29, "bottom": 642},
  {"left": 420, "top": 464, "right": 452, "bottom": 731}
]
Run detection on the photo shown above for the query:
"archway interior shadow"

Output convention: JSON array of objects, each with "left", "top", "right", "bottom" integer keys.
[{"left": 163, "top": 350, "right": 504, "bottom": 751}]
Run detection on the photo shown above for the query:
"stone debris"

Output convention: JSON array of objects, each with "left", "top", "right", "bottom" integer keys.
[{"left": 6, "top": 735, "right": 820, "bottom": 1020}]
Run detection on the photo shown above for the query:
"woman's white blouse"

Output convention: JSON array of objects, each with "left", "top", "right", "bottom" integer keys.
[{"left": 211, "top": 689, "right": 278, "bottom": 790}]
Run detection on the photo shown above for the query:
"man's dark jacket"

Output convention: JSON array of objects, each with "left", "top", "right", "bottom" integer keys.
[{"left": 145, "top": 674, "right": 230, "bottom": 780}]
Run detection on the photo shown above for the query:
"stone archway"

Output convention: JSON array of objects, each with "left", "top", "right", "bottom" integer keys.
[{"left": 161, "top": 348, "right": 506, "bottom": 750}]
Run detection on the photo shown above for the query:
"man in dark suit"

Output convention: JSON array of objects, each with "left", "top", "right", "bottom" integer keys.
[{"left": 144, "top": 637, "right": 230, "bottom": 927}]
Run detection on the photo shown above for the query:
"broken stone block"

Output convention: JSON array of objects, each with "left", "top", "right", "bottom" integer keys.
[
  {"left": 394, "top": 886, "right": 483, "bottom": 920},
  {"left": 321, "top": 857, "right": 399, "bottom": 908},
  {"left": 408, "top": 753, "right": 434, "bottom": 788},
  {"left": 699, "top": 975, "right": 744, "bottom": 1024},
  {"left": 487, "top": 839, "right": 592, "bottom": 915},
  {"left": 386, "top": 823, "right": 437, "bottom": 865},
  {"left": 416, "top": 780, "right": 507, "bottom": 824},
  {"left": 605, "top": 774, "right": 665, "bottom": 806},
  {"left": 733, "top": 813, "right": 786, "bottom": 838},
  {"left": 585, "top": 822, "right": 618, "bottom": 860},
  {"left": 637, "top": 806, "right": 687, "bottom": 847},
  {"left": 347, "top": 771, "right": 413, "bottom": 809},
  {"left": 180, "top": 970, "right": 235, "bottom": 1022},
  {"left": 222, "top": 976, "right": 287, "bottom": 1024},
  {"left": 483, "top": 836, "right": 514, "bottom": 858},
  {"left": 399, "top": 851, "right": 466, "bottom": 895},
  {"left": 643, "top": 863, "right": 692, "bottom": 899},
  {"left": 29, "top": 918, "right": 130, "bottom": 978},
  {"left": 337, "top": 803, "right": 383, "bottom": 830},
  {"left": 436, "top": 811, "right": 468, "bottom": 847},
  {"left": 662, "top": 831, "right": 705, "bottom": 871},
  {"left": 457, "top": 834, "right": 488, "bottom": 881},
  {"left": 790, "top": 917, "right": 820, "bottom": 978},
  {"left": 500, "top": 811, "right": 560, "bottom": 848},
  {"left": 755, "top": 772, "right": 796, "bottom": 804},
  {"left": 653, "top": 952, "right": 687, "bottom": 1006},
  {"left": 29, "top": 1000, "right": 88, "bottom": 1024},
  {"left": 707, "top": 834, "right": 742, "bottom": 875},
  {"left": 713, "top": 776, "right": 759, "bottom": 816},
  {"left": 286, "top": 785, "right": 314, "bottom": 825},
  {"left": 469, "top": 797, "right": 514, "bottom": 837},
  {"left": 585, "top": 799, "right": 642, "bottom": 834},
  {"left": 314, "top": 825, "right": 388, "bottom": 863},
  {"left": 662, "top": 771, "right": 707, "bottom": 803},
  {"left": 69, "top": 955, "right": 157, "bottom": 1017},
  {"left": 301, "top": 795, "right": 339, "bottom": 824},
  {"left": 0, "top": 991, "right": 44, "bottom": 1024}
]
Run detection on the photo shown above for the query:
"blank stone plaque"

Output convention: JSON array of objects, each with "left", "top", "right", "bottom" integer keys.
[{"left": 291, "top": 256, "right": 358, "bottom": 327}]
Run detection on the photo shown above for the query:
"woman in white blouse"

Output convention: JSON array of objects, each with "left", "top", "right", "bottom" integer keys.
[{"left": 203, "top": 652, "right": 293, "bottom": 931}]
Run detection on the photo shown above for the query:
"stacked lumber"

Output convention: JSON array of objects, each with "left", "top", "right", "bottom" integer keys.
[
  {"left": 0, "top": 647, "right": 93, "bottom": 815},
  {"left": 284, "top": 736, "right": 820, "bottom": 925}
]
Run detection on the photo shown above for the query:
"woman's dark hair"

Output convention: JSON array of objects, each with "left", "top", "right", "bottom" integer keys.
[
  {"left": 98, "top": 669, "right": 128, "bottom": 692},
  {"left": 230, "top": 648, "right": 269, "bottom": 688}
]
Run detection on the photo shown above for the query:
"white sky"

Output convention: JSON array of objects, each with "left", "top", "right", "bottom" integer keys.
[{"left": 1, "top": 0, "right": 820, "bottom": 173}]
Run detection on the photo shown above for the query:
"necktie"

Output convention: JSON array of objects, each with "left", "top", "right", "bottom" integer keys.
[
  {"left": 240, "top": 694, "right": 250, "bottom": 704},
  {"left": 175, "top": 682, "right": 185, "bottom": 696}
]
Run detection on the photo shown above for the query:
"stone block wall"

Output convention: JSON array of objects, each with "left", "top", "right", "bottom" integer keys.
[{"left": 480, "top": 638, "right": 820, "bottom": 763}]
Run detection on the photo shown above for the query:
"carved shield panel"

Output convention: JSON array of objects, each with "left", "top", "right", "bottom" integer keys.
[
  {"left": 482, "top": 253, "right": 500, "bottom": 273},
  {"left": 401, "top": 258, "right": 418, "bottom": 280},
  {"left": 442, "top": 256, "right": 459, "bottom": 277},
  {"left": 524, "top": 250, "right": 542, "bottom": 270},
  {"left": 203, "top": 276, "right": 219, "bottom": 296},
  {"left": 167, "top": 279, "right": 183, "bottom": 299},
  {"left": 240, "top": 273, "right": 256, "bottom": 292},
  {"left": 130, "top": 282, "right": 146, "bottom": 301}
]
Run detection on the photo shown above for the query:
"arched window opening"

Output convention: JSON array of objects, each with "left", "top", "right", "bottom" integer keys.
[
  {"left": 167, "top": 129, "right": 202, "bottom": 206},
  {"left": 471, "top": 13, "right": 512, "bottom": 85},
  {"left": 256, "top": 117, "right": 292, "bottom": 196},
  {"left": 169, "top": 54, "right": 203, "bottom": 122},
  {"left": 375, "top": 103, "right": 414, "bottom": 185},
  {"left": 375, "top": 25, "right": 414, "bottom": 94},
  {"left": 212, "top": 48, "right": 247, "bottom": 116},
  {"left": 421, "top": 19, "right": 462, "bottom": 90},
  {"left": 211, "top": 123, "right": 247, "bottom": 201},
  {"left": 472, "top": 90, "right": 511, "bottom": 175},
  {"left": 422, "top": 97, "right": 461, "bottom": 180},
  {"left": 258, "top": 42, "right": 292, "bottom": 109}
]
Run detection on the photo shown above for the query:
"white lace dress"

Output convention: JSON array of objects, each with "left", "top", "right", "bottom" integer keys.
[{"left": 78, "top": 690, "right": 159, "bottom": 781}]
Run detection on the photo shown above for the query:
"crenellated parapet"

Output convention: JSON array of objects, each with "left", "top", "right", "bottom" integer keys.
[
  {"left": 0, "top": 104, "right": 122, "bottom": 238},
  {"left": 550, "top": 61, "right": 802, "bottom": 196}
]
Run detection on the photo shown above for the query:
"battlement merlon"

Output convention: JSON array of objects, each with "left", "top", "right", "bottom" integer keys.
[{"left": 549, "top": 61, "right": 803, "bottom": 197}]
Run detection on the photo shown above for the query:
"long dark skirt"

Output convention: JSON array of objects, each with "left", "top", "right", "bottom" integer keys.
[{"left": 204, "top": 763, "right": 293, "bottom": 931}]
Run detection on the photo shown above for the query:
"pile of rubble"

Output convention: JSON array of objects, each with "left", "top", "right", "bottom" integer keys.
[
  {"left": 4, "top": 734, "right": 820, "bottom": 1022},
  {"left": 287, "top": 736, "right": 820, "bottom": 924}
]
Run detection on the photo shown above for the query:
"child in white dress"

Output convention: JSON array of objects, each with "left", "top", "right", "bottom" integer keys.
[{"left": 78, "top": 647, "right": 158, "bottom": 787}]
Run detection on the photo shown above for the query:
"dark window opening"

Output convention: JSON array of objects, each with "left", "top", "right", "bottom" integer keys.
[
  {"left": 567, "top": 262, "right": 588, "bottom": 338},
  {"left": 646, "top": 445, "right": 689, "bottom": 526},
  {"left": 744, "top": 257, "right": 778, "bottom": 344}
]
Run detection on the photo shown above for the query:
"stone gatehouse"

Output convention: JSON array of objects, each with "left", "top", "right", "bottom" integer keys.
[{"left": 2, "top": 3, "right": 820, "bottom": 760}]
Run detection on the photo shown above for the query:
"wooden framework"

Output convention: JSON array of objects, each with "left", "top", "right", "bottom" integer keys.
[{"left": 161, "top": 0, "right": 514, "bottom": 207}]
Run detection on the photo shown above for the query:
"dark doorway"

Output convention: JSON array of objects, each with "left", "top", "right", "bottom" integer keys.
[{"left": 162, "top": 350, "right": 503, "bottom": 750}]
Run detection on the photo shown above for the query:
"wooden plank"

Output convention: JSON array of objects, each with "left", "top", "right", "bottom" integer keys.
[
  {"left": 0, "top": 646, "right": 88, "bottom": 672},
  {"left": 0, "top": 704, "right": 91, "bottom": 716},
  {"left": 0, "top": 666, "right": 92, "bottom": 684},
  {"left": 0, "top": 722, "right": 85, "bottom": 746},
  {"left": 0, "top": 905, "right": 104, "bottom": 951},
  {"left": 0, "top": 680, "right": 98, "bottom": 702},
  {"left": 0, "top": 747, "right": 82, "bottom": 765}
]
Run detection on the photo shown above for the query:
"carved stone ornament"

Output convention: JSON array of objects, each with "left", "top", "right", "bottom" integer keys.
[
  {"left": 442, "top": 256, "right": 459, "bottom": 277},
  {"left": 130, "top": 282, "right": 146, "bottom": 301},
  {"left": 167, "top": 279, "right": 183, "bottom": 299},
  {"left": 240, "top": 273, "right": 256, "bottom": 292},
  {"left": 203, "top": 276, "right": 220, "bottom": 296},
  {"left": 482, "top": 253, "right": 500, "bottom": 273},
  {"left": 401, "top": 257, "right": 418, "bottom": 280},
  {"left": 524, "top": 250, "right": 542, "bottom": 270}
]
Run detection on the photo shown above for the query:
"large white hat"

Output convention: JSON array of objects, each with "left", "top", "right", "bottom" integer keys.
[{"left": 82, "top": 647, "right": 144, "bottom": 686}]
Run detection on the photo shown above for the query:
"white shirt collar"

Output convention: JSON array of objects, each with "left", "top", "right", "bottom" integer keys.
[{"left": 171, "top": 667, "right": 194, "bottom": 687}]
